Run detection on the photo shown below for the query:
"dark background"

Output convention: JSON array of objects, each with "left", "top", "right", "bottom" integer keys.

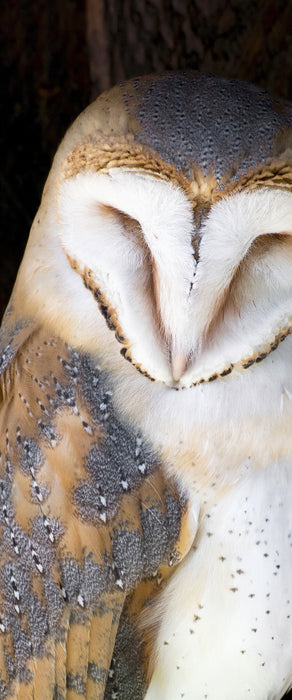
[
  {"left": 0, "top": 2, "right": 292, "bottom": 697},
  {"left": 1, "top": 0, "right": 291, "bottom": 319}
]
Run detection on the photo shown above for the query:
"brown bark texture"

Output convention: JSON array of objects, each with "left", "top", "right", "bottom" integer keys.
[{"left": 87, "top": 0, "right": 292, "bottom": 100}]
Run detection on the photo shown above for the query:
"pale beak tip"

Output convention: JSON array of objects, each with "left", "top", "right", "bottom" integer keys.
[{"left": 171, "top": 351, "right": 187, "bottom": 383}]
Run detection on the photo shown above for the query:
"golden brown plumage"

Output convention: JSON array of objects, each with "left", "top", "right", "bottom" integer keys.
[{"left": 0, "top": 319, "right": 195, "bottom": 698}]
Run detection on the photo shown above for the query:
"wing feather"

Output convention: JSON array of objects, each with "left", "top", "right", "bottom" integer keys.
[{"left": 0, "top": 321, "right": 195, "bottom": 698}]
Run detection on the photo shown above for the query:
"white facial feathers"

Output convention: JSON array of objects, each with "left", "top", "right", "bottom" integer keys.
[
  {"left": 191, "top": 188, "right": 292, "bottom": 340},
  {"left": 59, "top": 169, "right": 196, "bottom": 382},
  {"left": 58, "top": 171, "right": 292, "bottom": 387},
  {"left": 182, "top": 187, "right": 292, "bottom": 385}
]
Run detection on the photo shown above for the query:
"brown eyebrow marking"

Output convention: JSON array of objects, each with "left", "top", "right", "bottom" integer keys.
[
  {"left": 212, "top": 156, "right": 292, "bottom": 203},
  {"left": 61, "top": 137, "right": 194, "bottom": 200}
]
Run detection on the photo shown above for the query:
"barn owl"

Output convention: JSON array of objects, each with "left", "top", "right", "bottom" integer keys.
[{"left": 0, "top": 72, "right": 291, "bottom": 700}]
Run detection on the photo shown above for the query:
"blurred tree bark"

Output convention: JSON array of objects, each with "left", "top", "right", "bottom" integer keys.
[
  {"left": 0, "top": 0, "right": 90, "bottom": 315},
  {"left": 1, "top": 0, "right": 291, "bottom": 317},
  {"left": 86, "top": 0, "right": 292, "bottom": 100}
]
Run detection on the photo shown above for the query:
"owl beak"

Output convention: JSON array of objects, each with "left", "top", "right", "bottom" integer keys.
[
  {"left": 171, "top": 349, "right": 187, "bottom": 383},
  {"left": 152, "top": 263, "right": 188, "bottom": 382}
]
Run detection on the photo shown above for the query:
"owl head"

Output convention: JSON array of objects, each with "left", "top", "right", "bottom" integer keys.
[{"left": 10, "top": 73, "right": 292, "bottom": 389}]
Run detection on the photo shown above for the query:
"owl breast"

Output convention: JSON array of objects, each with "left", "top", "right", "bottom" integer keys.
[{"left": 144, "top": 462, "right": 292, "bottom": 700}]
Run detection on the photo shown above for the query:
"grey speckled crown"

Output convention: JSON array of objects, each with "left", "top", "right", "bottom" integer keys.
[{"left": 126, "top": 72, "right": 291, "bottom": 180}]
